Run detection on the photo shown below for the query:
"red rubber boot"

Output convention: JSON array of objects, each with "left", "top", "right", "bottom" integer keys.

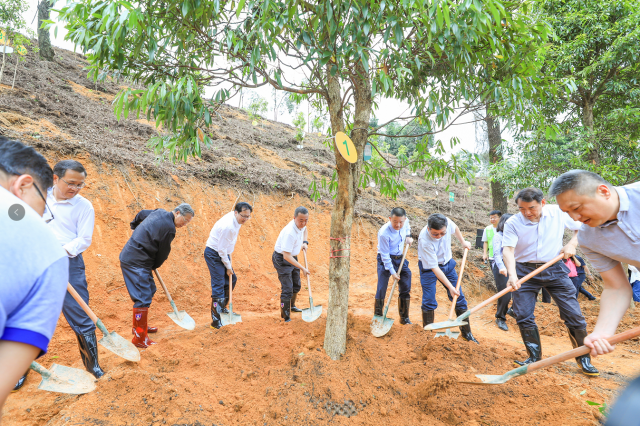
[{"left": 132, "top": 307, "right": 156, "bottom": 348}]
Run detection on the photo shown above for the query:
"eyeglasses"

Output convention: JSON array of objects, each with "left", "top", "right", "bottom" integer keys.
[
  {"left": 59, "top": 177, "right": 86, "bottom": 190},
  {"left": 239, "top": 214, "right": 251, "bottom": 220},
  {"left": 33, "top": 182, "right": 55, "bottom": 223}
]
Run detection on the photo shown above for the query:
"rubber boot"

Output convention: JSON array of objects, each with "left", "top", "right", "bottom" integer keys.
[
  {"left": 374, "top": 299, "right": 384, "bottom": 316},
  {"left": 456, "top": 308, "right": 479, "bottom": 343},
  {"left": 76, "top": 331, "right": 105, "bottom": 379},
  {"left": 132, "top": 315, "right": 158, "bottom": 334},
  {"left": 291, "top": 292, "right": 303, "bottom": 313},
  {"left": 220, "top": 297, "right": 229, "bottom": 314},
  {"left": 210, "top": 298, "right": 224, "bottom": 329},
  {"left": 422, "top": 310, "right": 434, "bottom": 328},
  {"left": 281, "top": 298, "right": 291, "bottom": 322},
  {"left": 514, "top": 326, "right": 542, "bottom": 366},
  {"left": 496, "top": 318, "right": 508, "bottom": 331},
  {"left": 12, "top": 370, "right": 29, "bottom": 392},
  {"left": 399, "top": 298, "right": 412, "bottom": 325},
  {"left": 132, "top": 307, "right": 156, "bottom": 349},
  {"left": 568, "top": 328, "right": 600, "bottom": 376},
  {"left": 507, "top": 307, "right": 517, "bottom": 319}
]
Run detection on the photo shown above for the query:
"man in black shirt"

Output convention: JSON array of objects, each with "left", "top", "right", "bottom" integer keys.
[{"left": 120, "top": 203, "right": 194, "bottom": 348}]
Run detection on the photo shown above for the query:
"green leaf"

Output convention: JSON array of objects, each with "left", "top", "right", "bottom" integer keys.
[{"left": 236, "top": 0, "right": 246, "bottom": 18}]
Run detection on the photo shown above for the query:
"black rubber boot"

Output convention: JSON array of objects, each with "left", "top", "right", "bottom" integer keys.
[
  {"left": 220, "top": 297, "right": 229, "bottom": 314},
  {"left": 210, "top": 298, "right": 224, "bottom": 329},
  {"left": 76, "top": 331, "right": 105, "bottom": 379},
  {"left": 456, "top": 308, "right": 479, "bottom": 344},
  {"left": 374, "top": 299, "right": 384, "bottom": 316},
  {"left": 568, "top": 328, "right": 600, "bottom": 376},
  {"left": 496, "top": 318, "right": 508, "bottom": 331},
  {"left": 514, "top": 326, "right": 542, "bottom": 366},
  {"left": 281, "top": 298, "right": 291, "bottom": 322},
  {"left": 507, "top": 307, "right": 517, "bottom": 319},
  {"left": 291, "top": 293, "right": 303, "bottom": 313},
  {"left": 422, "top": 310, "right": 434, "bottom": 328},
  {"left": 12, "top": 370, "right": 29, "bottom": 392},
  {"left": 399, "top": 298, "right": 412, "bottom": 325}
]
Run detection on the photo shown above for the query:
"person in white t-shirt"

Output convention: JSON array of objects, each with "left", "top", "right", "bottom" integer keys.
[{"left": 272, "top": 207, "right": 310, "bottom": 322}]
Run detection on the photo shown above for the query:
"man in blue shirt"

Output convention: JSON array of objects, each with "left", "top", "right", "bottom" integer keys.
[
  {"left": 376, "top": 208, "right": 413, "bottom": 325},
  {"left": 0, "top": 138, "right": 68, "bottom": 414}
]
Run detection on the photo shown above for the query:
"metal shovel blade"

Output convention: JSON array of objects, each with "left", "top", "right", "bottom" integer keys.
[
  {"left": 301, "top": 305, "right": 323, "bottom": 323},
  {"left": 167, "top": 310, "right": 196, "bottom": 330},
  {"left": 220, "top": 303, "right": 242, "bottom": 326},
  {"left": 435, "top": 328, "right": 460, "bottom": 339},
  {"left": 462, "top": 365, "right": 529, "bottom": 385},
  {"left": 99, "top": 332, "right": 140, "bottom": 362},
  {"left": 424, "top": 318, "right": 468, "bottom": 331},
  {"left": 32, "top": 363, "right": 96, "bottom": 394},
  {"left": 371, "top": 315, "right": 394, "bottom": 338}
]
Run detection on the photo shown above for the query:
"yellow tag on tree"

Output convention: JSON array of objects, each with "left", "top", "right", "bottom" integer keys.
[
  {"left": 335, "top": 131, "right": 357, "bottom": 163},
  {"left": 0, "top": 30, "right": 5, "bottom": 45},
  {"left": 16, "top": 45, "right": 27, "bottom": 56}
]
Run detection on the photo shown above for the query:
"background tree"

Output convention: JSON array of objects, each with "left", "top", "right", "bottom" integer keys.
[{"left": 37, "top": 0, "right": 55, "bottom": 61}]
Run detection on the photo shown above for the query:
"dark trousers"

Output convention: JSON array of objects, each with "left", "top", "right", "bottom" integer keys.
[
  {"left": 570, "top": 275, "right": 594, "bottom": 299},
  {"left": 272, "top": 251, "right": 301, "bottom": 299},
  {"left": 204, "top": 247, "right": 237, "bottom": 299},
  {"left": 490, "top": 260, "right": 511, "bottom": 320},
  {"left": 511, "top": 262, "right": 587, "bottom": 329},
  {"left": 121, "top": 262, "right": 156, "bottom": 308},
  {"left": 376, "top": 254, "right": 411, "bottom": 300},
  {"left": 62, "top": 254, "right": 95, "bottom": 334},
  {"left": 540, "top": 288, "right": 551, "bottom": 303},
  {"left": 418, "top": 258, "right": 468, "bottom": 312}
]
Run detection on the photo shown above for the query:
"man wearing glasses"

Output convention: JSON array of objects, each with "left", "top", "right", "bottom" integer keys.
[
  {"left": 0, "top": 138, "right": 68, "bottom": 412},
  {"left": 204, "top": 202, "right": 252, "bottom": 329}
]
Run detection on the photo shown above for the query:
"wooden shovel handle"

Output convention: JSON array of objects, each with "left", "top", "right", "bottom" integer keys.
[
  {"left": 67, "top": 283, "right": 98, "bottom": 324},
  {"left": 382, "top": 243, "right": 410, "bottom": 316},
  {"left": 469, "top": 254, "right": 564, "bottom": 315},
  {"left": 302, "top": 249, "right": 313, "bottom": 296},
  {"left": 153, "top": 269, "right": 174, "bottom": 303},
  {"left": 528, "top": 326, "right": 640, "bottom": 374},
  {"left": 447, "top": 248, "right": 469, "bottom": 321}
]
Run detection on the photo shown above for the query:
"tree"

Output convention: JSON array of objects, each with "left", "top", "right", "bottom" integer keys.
[
  {"left": 57, "top": 0, "right": 549, "bottom": 360},
  {"left": 0, "top": 0, "right": 28, "bottom": 83},
  {"left": 37, "top": 0, "right": 55, "bottom": 61}
]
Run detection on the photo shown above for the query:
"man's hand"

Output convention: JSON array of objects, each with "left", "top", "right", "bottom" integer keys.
[
  {"left": 447, "top": 284, "right": 460, "bottom": 297},
  {"left": 584, "top": 332, "right": 616, "bottom": 357},
  {"left": 302, "top": 243, "right": 308, "bottom": 251},
  {"left": 406, "top": 237, "right": 413, "bottom": 246},
  {"left": 227, "top": 269, "right": 233, "bottom": 278},
  {"left": 302, "top": 268, "right": 311, "bottom": 276},
  {"left": 392, "top": 273, "right": 401, "bottom": 281},
  {"left": 507, "top": 274, "right": 520, "bottom": 290},
  {"left": 499, "top": 269, "right": 507, "bottom": 277},
  {"left": 560, "top": 243, "right": 577, "bottom": 259},
  {"left": 482, "top": 253, "right": 488, "bottom": 262},
  {"left": 462, "top": 240, "right": 472, "bottom": 250}
]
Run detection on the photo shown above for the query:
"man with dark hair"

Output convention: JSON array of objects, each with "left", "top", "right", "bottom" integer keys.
[
  {"left": 550, "top": 170, "right": 640, "bottom": 358},
  {"left": 418, "top": 214, "right": 478, "bottom": 342},
  {"left": 44, "top": 159, "right": 104, "bottom": 378},
  {"left": 121, "top": 203, "right": 194, "bottom": 347},
  {"left": 502, "top": 187, "right": 598, "bottom": 376},
  {"left": 205, "top": 202, "right": 252, "bottom": 329},
  {"left": 375, "top": 207, "right": 413, "bottom": 325},
  {"left": 272, "top": 207, "right": 310, "bottom": 322},
  {"left": 482, "top": 209, "right": 502, "bottom": 263},
  {"left": 0, "top": 137, "right": 68, "bottom": 411}
]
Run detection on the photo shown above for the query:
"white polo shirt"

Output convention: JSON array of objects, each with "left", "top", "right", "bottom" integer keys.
[
  {"left": 206, "top": 211, "right": 241, "bottom": 270},
  {"left": 45, "top": 188, "right": 95, "bottom": 257},
  {"left": 274, "top": 220, "right": 306, "bottom": 256},
  {"left": 418, "top": 218, "right": 457, "bottom": 269}
]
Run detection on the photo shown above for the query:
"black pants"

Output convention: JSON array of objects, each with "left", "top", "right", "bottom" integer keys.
[
  {"left": 121, "top": 262, "right": 156, "bottom": 308},
  {"left": 272, "top": 251, "right": 301, "bottom": 299},
  {"left": 539, "top": 287, "right": 551, "bottom": 303},
  {"left": 490, "top": 260, "right": 511, "bottom": 320},
  {"left": 571, "top": 275, "right": 595, "bottom": 299},
  {"left": 376, "top": 254, "right": 411, "bottom": 299},
  {"left": 62, "top": 254, "right": 95, "bottom": 334},
  {"left": 204, "top": 247, "right": 237, "bottom": 299}
]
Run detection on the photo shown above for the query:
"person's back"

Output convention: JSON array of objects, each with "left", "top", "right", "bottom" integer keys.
[{"left": 120, "top": 208, "right": 176, "bottom": 269}]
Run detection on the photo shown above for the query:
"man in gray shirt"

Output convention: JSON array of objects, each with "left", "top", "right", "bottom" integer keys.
[{"left": 550, "top": 170, "right": 640, "bottom": 358}]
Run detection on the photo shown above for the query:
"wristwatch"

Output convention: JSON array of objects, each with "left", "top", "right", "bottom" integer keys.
[{"left": 303, "top": 240, "right": 309, "bottom": 245}]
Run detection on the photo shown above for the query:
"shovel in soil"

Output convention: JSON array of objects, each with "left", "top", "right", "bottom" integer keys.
[
  {"left": 435, "top": 248, "right": 469, "bottom": 339},
  {"left": 30, "top": 361, "right": 96, "bottom": 394},
  {"left": 153, "top": 269, "right": 196, "bottom": 330},
  {"left": 220, "top": 268, "right": 242, "bottom": 326},
  {"left": 462, "top": 325, "right": 640, "bottom": 385},
  {"left": 371, "top": 244, "right": 410, "bottom": 338},
  {"left": 301, "top": 249, "right": 322, "bottom": 322},
  {"left": 425, "top": 254, "right": 564, "bottom": 332},
  {"left": 67, "top": 284, "right": 140, "bottom": 362}
]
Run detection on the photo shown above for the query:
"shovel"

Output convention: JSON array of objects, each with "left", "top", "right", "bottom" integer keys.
[
  {"left": 435, "top": 248, "right": 469, "bottom": 339},
  {"left": 153, "top": 269, "right": 196, "bottom": 330},
  {"left": 425, "top": 254, "right": 564, "bottom": 332},
  {"left": 371, "top": 244, "right": 410, "bottom": 338},
  {"left": 29, "top": 361, "right": 96, "bottom": 394},
  {"left": 462, "top": 325, "right": 640, "bottom": 385},
  {"left": 301, "top": 249, "right": 323, "bottom": 322},
  {"left": 67, "top": 284, "right": 140, "bottom": 362},
  {"left": 220, "top": 267, "right": 242, "bottom": 326}
]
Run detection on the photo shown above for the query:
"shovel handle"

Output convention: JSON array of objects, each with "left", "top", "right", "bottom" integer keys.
[
  {"left": 302, "top": 249, "right": 313, "bottom": 297},
  {"left": 527, "top": 325, "right": 640, "bottom": 374},
  {"left": 447, "top": 248, "right": 469, "bottom": 321},
  {"left": 30, "top": 361, "right": 52, "bottom": 378},
  {"left": 67, "top": 283, "right": 99, "bottom": 324},
  {"left": 153, "top": 269, "right": 174, "bottom": 304},
  {"left": 382, "top": 244, "right": 410, "bottom": 319}
]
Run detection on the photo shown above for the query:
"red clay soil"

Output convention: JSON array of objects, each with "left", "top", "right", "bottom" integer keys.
[{"left": 4, "top": 157, "right": 638, "bottom": 426}]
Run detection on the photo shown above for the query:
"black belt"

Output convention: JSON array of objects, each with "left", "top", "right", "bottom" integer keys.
[
  {"left": 390, "top": 254, "right": 404, "bottom": 260},
  {"left": 518, "top": 261, "right": 547, "bottom": 268}
]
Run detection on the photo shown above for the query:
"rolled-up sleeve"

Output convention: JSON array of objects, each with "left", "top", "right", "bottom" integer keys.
[
  {"left": 502, "top": 219, "right": 519, "bottom": 248},
  {"left": 481, "top": 228, "right": 488, "bottom": 242},
  {"left": 420, "top": 239, "right": 439, "bottom": 270},
  {"left": 580, "top": 244, "right": 619, "bottom": 273},
  {"left": 63, "top": 205, "right": 95, "bottom": 257},
  {"left": 493, "top": 233, "right": 505, "bottom": 270},
  {"left": 563, "top": 212, "right": 582, "bottom": 231},
  {"left": 378, "top": 234, "right": 396, "bottom": 275},
  {"left": 217, "top": 228, "right": 234, "bottom": 270}
]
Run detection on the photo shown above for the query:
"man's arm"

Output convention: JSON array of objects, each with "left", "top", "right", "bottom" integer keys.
[
  {"left": 560, "top": 230, "right": 579, "bottom": 259},
  {"left": 283, "top": 251, "right": 310, "bottom": 275},
  {"left": 453, "top": 226, "right": 472, "bottom": 250},
  {"left": 503, "top": 246, "right": 520, "bottom": 289},
  {"left": 481, "top": 229, "right": 488, "bottom": 261},
  {"left": 432, "top": 266, "right": 460, "bottom": 297},
  {"left": 378, "top": 234, "right": 397, "bottom": 278},
  {"left": 217, "top": 228, "right": 235, "bottom": 271},
  {"left": 63, "top": 206, "right": 95, "bottom": 257},
  {"left": 0, "top": 341, "right": 40, "bottom": 414},
  {"left": 153, "top": 231, "right": 175, "bottom": 270},
  {"left": 301, "top": 227, "right": 308, "bottom": 251}
]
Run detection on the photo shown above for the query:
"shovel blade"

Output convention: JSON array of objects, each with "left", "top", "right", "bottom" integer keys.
[
  {"left": 424, "top": 318, "right": 468, "bottom": 331},
  {"left": 220, "top": 312, "right": 242, "bottom": 326},
  {"left": 467, "top": 365, "right": 529, "bottom": 385},
  {"left": 37, "top": 364, "right": 96, "bottom": 394},
  {"left": 371, "top": 315, "right": 394, "bottom": 337},
  {"left": 435, "top": 328, "right": 460, "bottom": 339},
  {"left": 99, "top": 332, "right": 140, "bottom": 362},
  {"left": 301, "top": 305, "right": 323, "bottom": 323},
  {"left": 167, "top": 310, "right": 196, "bottom": 330}
]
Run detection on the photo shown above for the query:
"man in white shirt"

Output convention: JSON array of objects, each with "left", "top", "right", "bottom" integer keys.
[
  {"left": 272, "top": 207, "right": 310, "bottom": 322},
  {"left": 204, "top": 202, "right": 252, "bottom": 328},
  {"left": 502, "top": 187, "right": 598, "bottom": 376}
]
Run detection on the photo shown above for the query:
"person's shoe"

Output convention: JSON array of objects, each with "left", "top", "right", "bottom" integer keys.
[
  {"left": 398, "top": 298, "right": 412, "bottom": 325},
  {"left": 281, "top": 298, "right": 291, "bottom": 323},
  {"left": 132, "top": 307, "right": 156, "bottom": 349},
  {"left": 422, "top": 310, "right": 435, "bottom": 328},
  {"left": 456, "top": 308, "right": 479, "bottom": 344},
  {"left": 12, "top": 370, "right": 29, "bottom": 392},
  {"left": 507, "top": 308, "right": 517, "bottom": 319},
  {"left": 147, "top": 326, "right": 158, "bottom": 333},
  {"left": 210, "top": 298, "right": 224, "bottom": 329},
  {"left": 568, "top": 328, "right": 600, "bottom": 376},
  {"left": 374, "top": 298, "right": 384, "bottom": 316},
  {"left": 220, "top": 297, "right": 229, "bottom": 314},
  {"left": 514, "top": 326, "right": 542, "bottom": 366},
  {"left": 290, "top": 293, "right": 303, "bottom": 313},
  {"left": 496, "top": 318, "right": 509, "bottom": 331},
  {"left": 76, "top": 331, "right": 105, "bottom": 379}
]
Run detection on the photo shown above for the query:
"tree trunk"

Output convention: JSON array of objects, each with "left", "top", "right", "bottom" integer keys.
[
  {"left": 486, "top": 110, "right": 508, "bottom": 214},
  {"left": 583, "top": 99, "right": 599, "bottom": 166},
  {"left": 38, "top": 0, "right": 55, "bottom": 61},
  {"left": 323, "top": 64, "right": 371, "bottom": 360}
]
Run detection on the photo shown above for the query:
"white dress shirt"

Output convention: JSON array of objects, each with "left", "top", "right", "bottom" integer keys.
[
  {"left": 274, "top": 220, "right": 305, "bottom": 256},
  {"left": 44, "top": 188, "right": 95, "bottom": 258},
  {"left": 377, "top": 219, "right": 411, "bottom": 275},
  {"left": 502, "top": 204, "right": 581, "bottom": 263},
  {"left": 418, "top": 218, "right": 457, "bottom": 269},
  {"left": 206, "top": 211, "right": 241, "bottom": 270}
]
